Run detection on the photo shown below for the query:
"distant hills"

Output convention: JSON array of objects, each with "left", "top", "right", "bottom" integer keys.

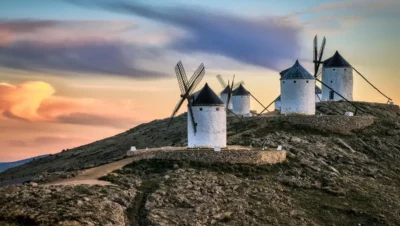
[{"left": 0, "top": 155, "right": 49, "bottom": 173}]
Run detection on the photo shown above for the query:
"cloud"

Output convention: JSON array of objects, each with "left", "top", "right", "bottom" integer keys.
[
  {"left": 5, "top": 140, "right": 28, "bottom": 147},
  {"left": 0, "top": 81, "right": 55, "bottom": 121},
  {"left": 32, "top": 136, "right": 89, "bottom": 146},
  {"left": 0, "top": 40, "right": 166, "bottom": 78},
  {"left": 65, "top": 0, "right": 303, "bottom": 71},
  {"left": 4, "top": 136, "right": 91, "bottom": 150},
  {"left": 0, "top": 20, "right": 168, "bottom": 78},
  {"left": 0, "top": 20, "right": 57, "bottom": 46},
  {"left": 0, "top": 81, "right": 137, "bottom": 128},
  {"left": 56, "top": 112, "right": 137, "bottom": 128},
  {"left": 293, "top": 0, "right": 400, "bottom": 30},
  {"left": 305, "top": 0, "right": 396, "bottom": 13}
]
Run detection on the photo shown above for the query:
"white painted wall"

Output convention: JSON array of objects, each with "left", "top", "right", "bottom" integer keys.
[
  {"left": 232, "top": 95, "right": 250, "bottom": 115},
  {"left": 188, "top": 105, "right": 226, "bottom": 148},
  {"left": 274, "top": 100, "right": 281, "bottom": 111},
  {"left": 321, "top": 67, "right": 353, "bottom": 101},
  {"left": 280, "top": 79, "right": 315, "bottom": 115},
  {"left": 220, "top": 93, "right": 233, "bottom": 110}
]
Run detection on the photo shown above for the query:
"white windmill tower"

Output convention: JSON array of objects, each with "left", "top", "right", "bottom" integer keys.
[
  {"left": 276, "top": 67, "right": 322, "bottom": 109},
  {"left": 321, "top": 51, "right": 353, "bottom": 101},
  {"left": 189, "top": 83, "right": 226, "bottom": 148},
  {"left": 280, "top": 60, "right": 316, "bottom": 115},
  {"left": 314, "top": 35, "right": 392, "bottom": 108},
  {"left": 168, "top": 61, "right": 226, "bottom": 148},
  {"left": 215, "top": 74, "right": 244, "bottom": 110},
  {"left": 259, "top": 35, "right": 327, "bottom": 116},
  {"left": 232, "top": 84, "right": 251, "bottom": 116}
]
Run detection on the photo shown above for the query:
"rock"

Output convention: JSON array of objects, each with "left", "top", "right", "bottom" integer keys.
[
  {"left": 29, "top": 182, "right": 38, "bottom": 187},
  {"left": 328, "top": 166, "right": 340, "bottom": 175},
  {"left": 0, "top": 184, "right": 134, "bottom": 225}
]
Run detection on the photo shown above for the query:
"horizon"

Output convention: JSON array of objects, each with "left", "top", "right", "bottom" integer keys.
[{"left": 1, "top": 0, "right": 399, "bottom": 161}]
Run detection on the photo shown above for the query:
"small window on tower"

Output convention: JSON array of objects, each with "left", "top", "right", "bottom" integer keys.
[
  {"left": 344, "top": 69, "right": 347, "bottom": 71},
  {"left": 331, "top": 80, "right": 333, "bottom": 83},
  {"left": 333, "top": 69, "right": 336, "bottom": 71},
  {"left": 306, "top": 80, "right": 309, "bottom": 83},
  {"left": 294, "top": 81, "right": 296, "bottom": 83},
  {"left": 216, "top": 107, "right": 219, "bottom": 111},
  {"left": 200, "top": 108, "right": 203, "bottom": 111},
  {"left": 283, "top": 81, "right": 285, "bottom": 84}
]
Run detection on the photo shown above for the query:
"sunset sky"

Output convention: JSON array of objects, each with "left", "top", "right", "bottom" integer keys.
[{"left": 0, "top": 0, "right": 399, "bottom": 161}]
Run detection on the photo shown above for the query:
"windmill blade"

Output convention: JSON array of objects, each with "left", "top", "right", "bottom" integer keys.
[
  {"left": 176, "top": 61, "right": 189, "bottom": 90},
  {"left": 174, "top": 64, "right": 186, "bottom": 95},
  {"left": 227, "top": 108, "right": 245, "bottom": 123},
  {"left": 249, "top": 93, "right": 267, "bottom": 110},
  {"left": 167, "top": 97, "right": 186, "bottom": 128},
  {"left": 258, "top": 97, "right": 276, "bottom": 116},
  {"left": 187, "top": 102, "right": 197, "bottom": 133},
  {"left": 315, "top": 37, "right": 326, "bottom": 77},
  {"left": 188, "top": 64, "right": 205, "bottom": 95},
  {"left": 225, "top": 80, "right": 231, "bottom": 109},
  {"left": 316, "top": 67, "right": 323, "bottom": 79},
  {"left": 216, "top": 74, "right": 227, "bottom": 88},
  {"left": 314, "top": 35, "right": 318, "bottom": 76},
  {"left": 233, "top": 81, "right": 245, "bottom": 90},
  {"left": 188, "top": 63, "right": 205, "bottom": 90},
  {"left": 353, "top": 66, "right": 392, "bottom": 101},
  {"left": 315, "top": 77, "right": 366, "bottom": 115},
  {"left": 226, "top": 75, "right": 235, "bottom": 110}
]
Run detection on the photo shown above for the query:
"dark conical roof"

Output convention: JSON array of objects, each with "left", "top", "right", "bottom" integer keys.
[
  {"left": 279, "top": 68, "right": 290, "bottom": 77},
  {"left": 315, "top": 86, "right": 322, "bottom": 94},
  {"left": 232, "top": 84, "right": 250, "bottom": 96},
  {"left": 323, "top": 57, "right": 332, "bottom": 66},
  {"left": 221, "top": 85, "right": 230, "bottom": 94},
  {"left": 281, "top": 60, "right": 314, "bottom": 80},
  {"left": 192, "top": 83, "right": 224, "bottom": 106},
  {"left": 324, "top": 51, "right": 351, "bottom": 68},
  {"left": 191, "top": 90, "right": 201, "bottom": 100}
]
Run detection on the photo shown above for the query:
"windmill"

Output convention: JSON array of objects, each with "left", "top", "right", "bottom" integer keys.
[
  {"left": 168, "top": 61, "right": 205, "bottom": 133},
  {"left": 322, "top": 50, "right": 392, "bottom": 104},
  {"left": 311, "top": 35, "right": 366, "bottom": 115},
  {"left": 216, "top": 74, "right": 244, "bottom": 109},
  {"left": 258, "top": 35, "right": 364, "bottom": 116},
  {"left": 313, "top": 35, "right": 326, "bottom": 79},
  {"left": 216, "top": 74, "right": 244, "bottom": 92},
  {"left": 219, "top": 75, "right": 267, "bottom": 116}
]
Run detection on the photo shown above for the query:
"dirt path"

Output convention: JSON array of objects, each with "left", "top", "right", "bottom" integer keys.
[
  {"left": 45, "top": 146, "right": 252, "bottom": 186},
  {"left": 45, "top": 146, "right": 186, "bottom": 186}
]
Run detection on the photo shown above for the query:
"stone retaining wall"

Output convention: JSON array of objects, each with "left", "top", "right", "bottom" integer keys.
[{"left": 130, "top": 149, "right": 286, "bottom": 165}]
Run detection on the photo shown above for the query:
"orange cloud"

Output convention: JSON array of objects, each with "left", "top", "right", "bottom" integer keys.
[
  {"left": 0, "top": 81, "right": 55, "bottom": 121},
  {"left": 0, "top": 81, "right": 138, "bottom": 128}
]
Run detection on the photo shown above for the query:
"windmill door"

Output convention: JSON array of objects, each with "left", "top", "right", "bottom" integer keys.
[{"left": 329, "top": 90, "right": 334, "bottom": 100}]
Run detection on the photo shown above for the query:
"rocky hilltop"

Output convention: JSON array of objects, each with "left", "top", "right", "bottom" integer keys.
[{"left": 1, "top": 101, "right": 400, "bottom": 225}]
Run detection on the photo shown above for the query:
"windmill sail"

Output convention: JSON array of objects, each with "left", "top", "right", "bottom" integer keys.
[{"left": 168, "top": 61, "right": 205, "bottom": 133}]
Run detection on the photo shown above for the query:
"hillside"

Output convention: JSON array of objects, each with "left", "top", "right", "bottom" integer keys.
[
  {"left": 0, "top": 101, "right": 400, "bottom": 225},
  {"left": 0, "top": 101, "right": 393, "bottom": 183},
  {"left": 0, "top": 155, "right": 49, "bottom": 173}
]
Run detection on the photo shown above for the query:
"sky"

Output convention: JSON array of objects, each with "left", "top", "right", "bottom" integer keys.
[{"left": 0, "top": 0, "right": 399, "bottom": 161}]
